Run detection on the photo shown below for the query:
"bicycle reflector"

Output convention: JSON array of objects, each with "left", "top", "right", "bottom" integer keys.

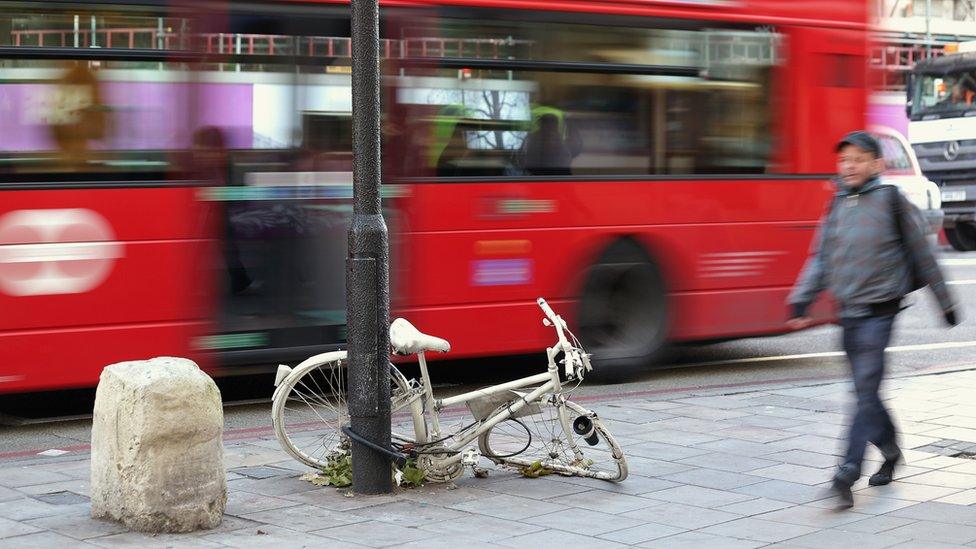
[{"left": 573, "top": 415, "right": 599, "bottom": 446}]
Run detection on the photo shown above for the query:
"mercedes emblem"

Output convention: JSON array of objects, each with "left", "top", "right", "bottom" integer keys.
[{"left": 944, "top": 140, "right": 961, "bottom": 161}]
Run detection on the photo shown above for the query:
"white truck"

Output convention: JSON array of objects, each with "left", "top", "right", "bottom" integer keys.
[{"left": 907, "top": 41, "right": 976, "bottom": 250}]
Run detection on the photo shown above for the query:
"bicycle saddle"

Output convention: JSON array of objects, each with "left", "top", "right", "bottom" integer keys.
[{"left": 389, "top": 317, "right": 451, "bottom": 355}]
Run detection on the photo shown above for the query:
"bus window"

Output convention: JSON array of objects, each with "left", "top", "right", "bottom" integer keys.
[
  {"left": 394, "top": 68, "right": 777, "bottom": 178},
  {"left": 0, "top": 8, "right": 196, "bottom": 180},
  {"left": 0, "top": 10, "right": 189, "bottom": 50},
  {"left": 391, "top": 16, "right": 782, "bottom": 179}
]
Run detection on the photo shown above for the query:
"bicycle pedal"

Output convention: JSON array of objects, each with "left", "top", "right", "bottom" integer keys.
[{"left": 460, "top": 448, "right": 481, "bottom": 467}]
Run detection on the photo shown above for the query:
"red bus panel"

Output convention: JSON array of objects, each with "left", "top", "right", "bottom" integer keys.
[{"left": 0, "top": 187, "right": 213, "bottom": 392}]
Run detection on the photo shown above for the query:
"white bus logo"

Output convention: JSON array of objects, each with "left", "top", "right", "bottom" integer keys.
[{"left": 0, "top": 209, "right": 124, "bottom": 296}]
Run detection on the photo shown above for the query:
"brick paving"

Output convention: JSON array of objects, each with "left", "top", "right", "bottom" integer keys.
[{"left": 4, "top": 368, "right": 976, "bottom": 547}]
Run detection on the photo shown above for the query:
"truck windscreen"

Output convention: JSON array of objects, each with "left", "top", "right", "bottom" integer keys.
[{"left": 912, "top": 69, "right": 976, "bottom": 119}]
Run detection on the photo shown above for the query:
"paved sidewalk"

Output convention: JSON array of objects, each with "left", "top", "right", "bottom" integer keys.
[{"left": 6, "top": 368, "right": 976, "bottom": 548}]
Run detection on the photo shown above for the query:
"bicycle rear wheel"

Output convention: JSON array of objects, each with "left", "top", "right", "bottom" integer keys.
[
  {"left": 478, "top": 396, "right": 627, "bottom": 482},
  {"left": 271, "top": 352, "right": 412, "bottom": 470}
]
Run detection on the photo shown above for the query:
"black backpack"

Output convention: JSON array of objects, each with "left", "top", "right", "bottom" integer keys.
[{"left": 884, "top": 185, "right": 927, "bottom": 292}]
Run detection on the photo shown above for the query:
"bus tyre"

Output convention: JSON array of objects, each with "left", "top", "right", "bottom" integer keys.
[
  {"left": 946, "top": 223, "right": 976, "bottom": 252},
  {"left": 578, "top": 239, "right": 667, "bottom": 377}
]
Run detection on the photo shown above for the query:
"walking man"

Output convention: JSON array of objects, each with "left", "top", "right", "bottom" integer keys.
[{"left": 787, "top": 131, "right": 959, "bottom": 510}]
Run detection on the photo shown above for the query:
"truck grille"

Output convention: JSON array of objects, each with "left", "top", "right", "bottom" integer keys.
[{"left": 913, "top": 140, "right": 976, "bottom": 174}]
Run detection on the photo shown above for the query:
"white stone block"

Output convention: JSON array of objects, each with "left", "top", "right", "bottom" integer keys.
[{"left": 91, "top": 357, "right": 226, "bottom": 533}]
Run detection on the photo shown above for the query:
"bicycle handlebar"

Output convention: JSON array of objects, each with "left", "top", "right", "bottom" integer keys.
[
  {"left": 538, "top": 297, "right": 586, "bottom": 379},
  {"left": 537, "top": 297, "right": 559, "bottom": 326},
  {"left": 538, "top": 297, "right": 571, "bottom": 349}
]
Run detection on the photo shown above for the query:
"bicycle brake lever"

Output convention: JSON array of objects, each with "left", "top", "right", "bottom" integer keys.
[{"left": 564, "top": 351, "right": 579, "bottom": 379}]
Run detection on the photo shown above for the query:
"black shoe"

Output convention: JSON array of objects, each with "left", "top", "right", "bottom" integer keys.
[
  {"left": 829, "top": 479, "right": 854, "bottom": 510},
  {"left": 869, "top": 450, "right": 901, "bottom": 486}
]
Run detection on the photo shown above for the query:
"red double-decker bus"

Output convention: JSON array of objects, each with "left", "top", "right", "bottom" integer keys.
[{"left": 0, "top": 0, "right": 866, "bottom": 393}]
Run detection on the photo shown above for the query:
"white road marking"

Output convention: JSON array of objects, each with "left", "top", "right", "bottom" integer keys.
[
  {"left": 948, "top": 279, "right": 976, "bottom": 285},
  {"left": 941, "top": 258, "right": 976, "bottom": 266},
  {"left": 672, "top": 341, "right": 976, "bottom": 369},
  {"left": 888, "top": 341, "right": 976, "bottom": 353}
]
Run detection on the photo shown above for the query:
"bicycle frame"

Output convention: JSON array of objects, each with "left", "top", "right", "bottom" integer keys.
[{"left": 397, "top": 339, "right": 571, "bottom": 469}]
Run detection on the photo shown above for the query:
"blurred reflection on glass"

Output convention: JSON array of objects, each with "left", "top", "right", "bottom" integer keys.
[
  {"left": 192, "top": 126, "right": 255, "bottom": 297},
  {"left": 48, "top": 63, "right": 106, "bottom": 168},
  {"left": 434, "top": 107, "right": 470, "bottom": 177},
  {"left": 191, "top": 126, "right": 229, "bottom": 184},
  {"left": 517, "top": 112, "right": 576, "bottom": 176},
  {"left": 392, "top": 16, "right": 782, "bottom": 179},
  {"left": 0, "top": 9, "right": 195, "bottom": 179}
]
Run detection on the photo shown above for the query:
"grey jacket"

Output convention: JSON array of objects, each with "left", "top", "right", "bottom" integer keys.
[{"left": 789, "top": 176, "right": 954, "bottom": 318}]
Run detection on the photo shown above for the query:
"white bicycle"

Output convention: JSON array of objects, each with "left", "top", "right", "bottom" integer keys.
[{"left": 271, "top": 297, "right": 627, "bottom": 482}]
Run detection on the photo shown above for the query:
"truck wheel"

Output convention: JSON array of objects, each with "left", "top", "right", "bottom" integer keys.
[
  {"left": 577, "top": 239, "right": 667, "bottom": 373},
  {"left": 946, "top": 223, "right": 976, "bottom": 252}
]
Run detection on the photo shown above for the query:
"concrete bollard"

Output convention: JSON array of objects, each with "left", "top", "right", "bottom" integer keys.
[{"left": 90, "top": 357, "right": 226, "bottom": 533}]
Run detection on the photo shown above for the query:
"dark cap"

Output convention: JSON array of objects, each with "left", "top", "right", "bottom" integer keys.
[{"left": 835, "top": 130, "right": 882, "bottom": 158}]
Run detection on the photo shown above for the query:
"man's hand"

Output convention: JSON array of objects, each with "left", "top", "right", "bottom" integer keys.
[
  {"left": 787, "top": 317, "right": 814, "bottom": 330},
  {"left": 945, "top": 308, "right": 960, "bottom": 327}
]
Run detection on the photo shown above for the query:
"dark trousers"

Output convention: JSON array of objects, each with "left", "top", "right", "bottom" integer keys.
[{"left": 837, "top": 314, "right": 899, "bottom": 482}]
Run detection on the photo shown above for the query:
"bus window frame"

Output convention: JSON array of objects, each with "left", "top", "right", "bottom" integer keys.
[{"left": 388, "top": 6, "right": 785, "bottom": 182}]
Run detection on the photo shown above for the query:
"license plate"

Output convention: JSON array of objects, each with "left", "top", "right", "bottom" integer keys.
[{"left": 942, "top": 190, "right": 967, "bottom": 202}]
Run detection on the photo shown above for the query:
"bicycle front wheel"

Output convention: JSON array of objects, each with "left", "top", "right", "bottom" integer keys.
[
  {"left": 478, "top": 397, "right": 627, "bottom": 482},
  {"left": 271, "top": 352, "right": 412, "bottom": 470}
]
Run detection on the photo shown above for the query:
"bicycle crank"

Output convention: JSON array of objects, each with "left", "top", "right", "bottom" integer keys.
[{"left": 417, "top": 446, "right": 465, "bottom": 483}]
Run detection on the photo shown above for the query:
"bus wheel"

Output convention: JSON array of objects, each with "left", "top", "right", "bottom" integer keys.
[
  {"left": 946, "top": 223, "right": 976, "bottom": 252},
  {"left": 577, "top": 239, "right": 668, "bottom": 375}
]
